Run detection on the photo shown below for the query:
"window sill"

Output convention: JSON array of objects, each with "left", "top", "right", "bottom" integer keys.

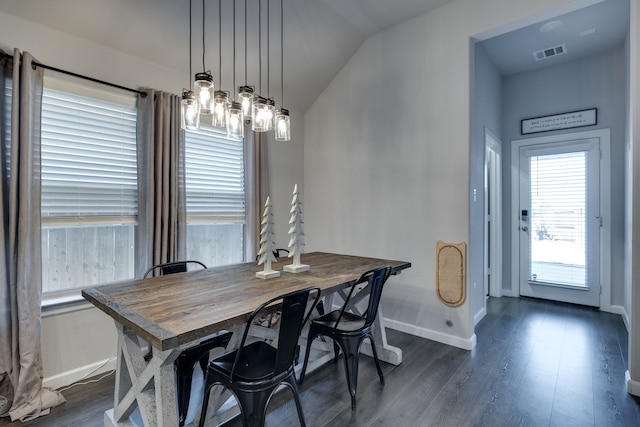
[{"left": 42, "top": 290, "right": 94, "bottom": 317}]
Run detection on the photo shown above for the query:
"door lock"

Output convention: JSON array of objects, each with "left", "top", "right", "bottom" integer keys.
[{"left": 521, "top": 226, "right": 528, "bottom": 232}]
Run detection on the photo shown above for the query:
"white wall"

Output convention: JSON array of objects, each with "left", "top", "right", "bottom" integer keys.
[
  {"left": 265, "top": 108, "right": 305, "bottom": 251},
  {"left": 0, "top": 10, "right": 304, "bottom": 388},
  {"left": 303, "top": 0, "right": 584, "bottom": 349},
  {"left": 626, "top": 0, "right": 640, "bottom": 397},
  {"left": 470, "top": 42, "right": 503, "bottom": 325}
]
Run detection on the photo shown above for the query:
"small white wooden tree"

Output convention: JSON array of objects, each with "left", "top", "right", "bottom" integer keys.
[
  {"left": 256, "top": 196, "right": 281, "bottom": 279},
  {"left": 284, "top": 185, "right": 310, "bottom": 273}
]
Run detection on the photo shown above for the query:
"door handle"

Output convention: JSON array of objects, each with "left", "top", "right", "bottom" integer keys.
[{"left": 521, "top": 226, "right": 528, "bottom": 232}]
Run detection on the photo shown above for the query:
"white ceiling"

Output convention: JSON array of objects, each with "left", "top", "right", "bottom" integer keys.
[
  {"left": 0, "top": 0, "right": 629, "bottom": 111},
  {"left": 0, "top": 0, "right": 451, "bottom": 112},
  {"left": 480, "top": 0, "right": 629, "bottom": 76}
]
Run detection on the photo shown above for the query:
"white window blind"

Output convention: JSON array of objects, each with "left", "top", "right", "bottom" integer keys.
[
  {"left": 185, "top": 125, "right": 244, "bottom": 221},
  {"left": 2, "top": 80, "right": 10, "bottom": 176},
  {"left": 41, "top": 87, "right": 137, "bottom": 221},
  {"left": 185, "top": 125, "right": 245, "bottom": 266}
]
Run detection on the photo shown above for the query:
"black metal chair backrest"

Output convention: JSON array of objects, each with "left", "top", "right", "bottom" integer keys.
[
  {"left": 143, "top": 260, "right": 207, "bottom": 278},
  {"left": 231, "top": 286, "right": 321, "bottom": 381},
  {"left": 333, "top": 266, "right": 392, "bottom": 330}
]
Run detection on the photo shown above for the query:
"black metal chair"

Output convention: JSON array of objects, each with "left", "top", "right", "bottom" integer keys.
[
  {"left": 299, "top": 266, "right": 392, "bottom": 409},
  {"left": 144, "top": 260, "right": 233, "bottom": 427},
  {"left": 255, "top": 248, "right": 289, "bottom": 262},
  {"left": 143, "top": 260, "right": 207, "bottom": 277},
  {"left": 199, "top": 286, "right": 321, "bottom": 427}
]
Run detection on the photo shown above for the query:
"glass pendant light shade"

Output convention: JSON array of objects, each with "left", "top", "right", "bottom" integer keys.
[
  {"left": 238, "top": 86, "right": 254, "bottom": 117},
  {"left": 194, "top": 72, "right": 214, "bottom": 114},
  {"left": 181, "top": 90, "right": 200, "bottom": 130},
  {"left": 227, "top": 101, "right": 244, "bottom": 138},
  {"left": 275, "top": 108, "right": 290, "bottom": 141},
  {"left": 251, "top": 95, "right": 269, "bottom": 132},
  {"left": 264, "top": 98, "right": 276, "bottom": 131},
  {"left": 213, "top": 90, "right": 229, "bottom": 128}
]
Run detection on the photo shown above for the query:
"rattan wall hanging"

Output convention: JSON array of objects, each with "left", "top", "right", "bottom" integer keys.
[{"left": 436, "top": 241, "right": 466, "bottom": 307}]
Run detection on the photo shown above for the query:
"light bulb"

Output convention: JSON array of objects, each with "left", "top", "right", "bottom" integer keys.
[
  {"left": 186, "top": 105, "right": 197, "bottom": 120},
  {"left": 215, "top": 103, "right": 225, "bottom": 117},
  {"left": 251, "top": 96, "right": 268, "bottom": 132},
  {"left": 180, "top": 90, "right": 200, "bottom": 130},
  {"left": 238, "top": 86, "right": 254, "bottom": 117},
  {"left": 194, "top": 72, "right": 214, "bottom": 115},
  {"left": 275, "top": 108, "right": 290, "bottom": 141},
  {"left": 241, "top": 97, "right": 252, "bottom": 115},
  {"left": 199, "top": 88, "right": 211, "bottom": 103},
  {"left": 226, "top": 101, "right": 244, "bottom": 138},
  {"left": 264, "top": 98, "right": 275, "bottom": 131},
  {"left": 213, "top": 91, "right": 228, "bottom": 128}
]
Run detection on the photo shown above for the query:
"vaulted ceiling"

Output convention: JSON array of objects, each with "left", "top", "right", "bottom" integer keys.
[{"left": 0, "top": 0, "right": 628, "bottom": 112}]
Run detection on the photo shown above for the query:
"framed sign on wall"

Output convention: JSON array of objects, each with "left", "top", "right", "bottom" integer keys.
[{"left": 521, "top": 108, "right": 597, "bottom": 135}]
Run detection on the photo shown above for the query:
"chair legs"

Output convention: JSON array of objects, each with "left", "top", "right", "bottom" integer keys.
[
  {"left": 299, "top": 331, "right": 384, "bottom": 410},
  {"left": 175, "top": 352, "right": 200, "bottom": 427},
  {"left": 368, "top": 333, "right": 385, "bottom": 386},
  {"left": 199, "top": 371, "right": 306, "bottom": 427},
  {"left": 177, "top": 332, "right": 232, "bottom": 427},
  {"left": 299, "top": 332, "right": 319, "bottom": 385}
]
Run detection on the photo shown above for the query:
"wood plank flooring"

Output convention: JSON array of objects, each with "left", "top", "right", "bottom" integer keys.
[{"left": 1, "top": 296, "right": 639, "bottom": 426}]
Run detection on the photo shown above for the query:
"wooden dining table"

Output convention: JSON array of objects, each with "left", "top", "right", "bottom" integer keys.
[{"left": 82, "top": 251, "right": 411, "bottom": 427}]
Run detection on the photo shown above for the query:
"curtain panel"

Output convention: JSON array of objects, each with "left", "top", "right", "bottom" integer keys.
[
  {"left": 0, "top": 49, "right": 65, "bottom": 422},
  {"left": 136, "top": 89, "right": 186, "bottom": 277}
]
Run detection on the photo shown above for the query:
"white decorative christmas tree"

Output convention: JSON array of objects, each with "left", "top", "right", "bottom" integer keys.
[
  {"left": 284, "top": 185, "right": 310, "bottom": 273},
  {"left": 256, "top": 196, "right": 281, "bottom": 279}
]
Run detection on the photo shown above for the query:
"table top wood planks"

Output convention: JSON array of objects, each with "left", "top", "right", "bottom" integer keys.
[{"left": 82, "top": 252, "right": 411, "bottom": 352}]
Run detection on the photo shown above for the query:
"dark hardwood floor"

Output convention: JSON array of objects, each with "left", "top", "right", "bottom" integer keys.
[{"left": 2, "top": 296, "right": 639, "bottom": 427}]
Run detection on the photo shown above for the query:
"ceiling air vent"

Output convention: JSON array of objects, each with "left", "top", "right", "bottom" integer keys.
[{"left": 533, "top": 44, "right": 567, "bottom": 61}]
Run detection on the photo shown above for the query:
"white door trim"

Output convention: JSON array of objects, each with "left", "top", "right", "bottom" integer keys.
[
  {"left": 485, "top": 127, "right": 503, "bottom": 298},
  {"left": 510, "top": 128, "right": 611, "bottom": 311}
]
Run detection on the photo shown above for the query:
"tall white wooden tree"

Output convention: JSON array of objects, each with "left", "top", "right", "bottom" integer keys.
[
  {"left": 284, "top": 185, "right": 310, "bottom": 273},
  {"left": 256, "top": 196, "right": 280, "bottom": 279}
]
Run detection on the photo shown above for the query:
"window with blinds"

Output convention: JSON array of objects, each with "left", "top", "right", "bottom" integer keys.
[
  {"left": 41, "top": 77, "right": 137, "bottom": 298},
  {"left": 184, "top": 125, "right": 245, "bottom": 266},
  {"left": 529, "top": 150, "right": 587, "bottom": 287}
]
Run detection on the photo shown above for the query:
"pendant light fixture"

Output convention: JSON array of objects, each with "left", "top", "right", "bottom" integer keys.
[
  {"left": 181, "top": 0, "right": 200, "bottom": 130},
  {"left": 275, "top": 0, "right": 290, "bottom": 141},
  {"left": 238, "top": 0, "right": 254, "bottom": 118},
  {"left": 194, "top": 0, "right": 214, "bottom": 115},
  {"left": 212, "top": 0, "right": 228, "bottom": 128},
  {"left": 252, "top": 0, "right": 269, "bottom": 132},
  {"left": 227, "top": 0, "right": 244, "bottom": 138},
  {"left": 263, "top": 0, "right": 275, "bottom": 132}
]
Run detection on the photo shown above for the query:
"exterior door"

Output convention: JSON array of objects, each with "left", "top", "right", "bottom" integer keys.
[{"left": 518, "top": 138, "right": 601, "bottom": 307}]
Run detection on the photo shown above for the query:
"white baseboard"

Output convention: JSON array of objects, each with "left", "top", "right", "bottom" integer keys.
[
  {"left": 610, "top": 305, "right": 630, "bottom": 332},
  {"left": 474, "top": 307, "right": 487, "bottom": 326},
  {"left": 43, "top": 357, "right": 117, "bottom": 390},
  {"left": 627, "top": 371, "right": 640, "bottom": 397},
  {"left": 384, "top": 318, "right": 476, "bottom": 350}
]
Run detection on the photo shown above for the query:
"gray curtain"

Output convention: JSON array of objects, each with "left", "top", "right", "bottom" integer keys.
[
  {"left": 0, "top": 49, "right": 65, "bottom": 422},
  {"left": 244, "top": 124, "right": 269, "bottom": 261},
  {"left": 136, "top": 89, "right": 186, "bottom": 277}
]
